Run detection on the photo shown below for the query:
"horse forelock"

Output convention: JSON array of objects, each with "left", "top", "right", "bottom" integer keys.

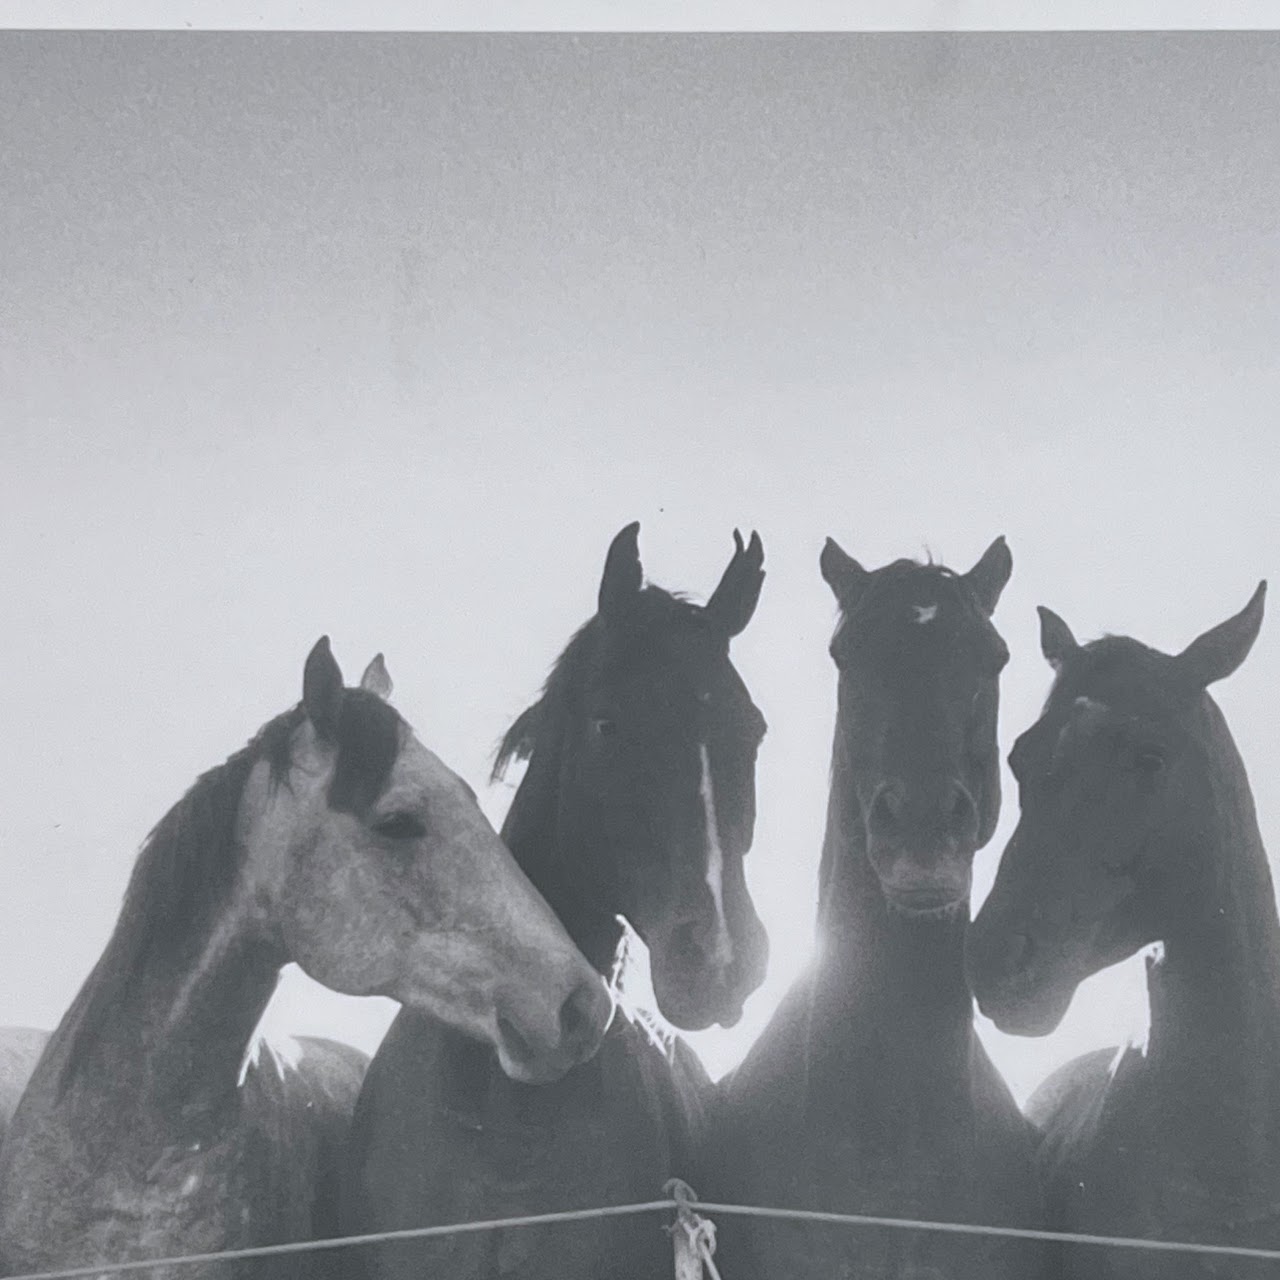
[
  {"left": 327, "top": 689, "right": 404, "bottom": 815},
  {"left": 831, "top": 559, "right": 1005, "bottom": 669}
]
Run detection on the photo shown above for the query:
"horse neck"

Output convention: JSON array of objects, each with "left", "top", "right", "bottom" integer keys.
[
  {"left": 1144, "top": 698, "right": 1280, "bottom": 1171},
  {"left": 810, "top": 726, "right": 972, "bottom": 1055},
  {"left": 500, "top": 732, "right": 623, "bottom": 978},
  {"left": 36, "top": 878, "right": 281, "bottom": 1150}
]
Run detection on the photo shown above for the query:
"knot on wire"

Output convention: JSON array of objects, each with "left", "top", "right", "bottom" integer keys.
[{"left": 664, "top": 1179, "right": 721, "bottom": 1279}]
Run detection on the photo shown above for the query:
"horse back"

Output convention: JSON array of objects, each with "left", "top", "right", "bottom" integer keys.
[
  {"left": 1026, "top": 1046, "right": 1280, "bottom": 1278},
  {"left": 0, "top": 1033, "right": 366, "bottom": 1279},
  {"left": 341, "top": 1006, "right": 710, "bottom": 1280},
  {"left": 233, "top": 1034, "right": 368, "bottom": 1277},
  {"left": 288, "top": 1037, "right": 368, "bottom": 1239}
]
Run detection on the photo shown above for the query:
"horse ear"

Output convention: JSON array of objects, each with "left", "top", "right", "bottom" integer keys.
[
  {"left": 1176, "top": 581, "right": 1266, "bottom": 689},
  {"left": 1037, "top": 606, "right": 1079, "bottom": 672},
  {"left": 303, "top": 636, "right": 344, "bottom": 739},
  {"left": 964, "top": 536, "right": 1013, "bottom": 616},
  {"left": 819, "top": 537, "right": 869, "bottom": 609},
  {"left": 598, "top": 521, "right": 643, "bottom": 618},
  {"left": 360, "top": 653, "right": 393, "bottom": 700},
  {"left": 705, "top": 529, "right": 765, "bottom": 637}
]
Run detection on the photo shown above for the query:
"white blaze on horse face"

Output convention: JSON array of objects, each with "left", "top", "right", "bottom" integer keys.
[
  {"left": 913, "top": 603, "right": 938, "bottom": 625},
  {"left": 697, "top": 743, "right": 734, "bottom": 970}
]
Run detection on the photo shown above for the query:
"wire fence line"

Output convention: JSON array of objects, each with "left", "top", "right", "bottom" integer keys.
[
  {"left": 7, "top": 1189, "right": 1280, "bottom": 1279},
  {"left": 0, "top": 1202, "right": 676, "bottom": 1280}
]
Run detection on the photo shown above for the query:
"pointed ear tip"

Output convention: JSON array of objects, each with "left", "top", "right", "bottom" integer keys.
[
  {"left": 608, "top": 521, "right": 641, "bottom": 549},
  {"left": 1036, "top": 605, "right": 1063, "bottom": 634}
]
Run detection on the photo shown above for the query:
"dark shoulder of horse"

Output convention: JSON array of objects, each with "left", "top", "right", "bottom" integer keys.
[
  {"left": 708, "top": 536, "right": 1049, "bottom": 1280},
  {"left": 0, "top": 640, "right": 607, "bottom": 1278},
  {"left": 341, "top": 524, "right": 771, "bottom": 1280},
  {"left": 968, "top": 581, "right": 1278, "bottom": 1279}
]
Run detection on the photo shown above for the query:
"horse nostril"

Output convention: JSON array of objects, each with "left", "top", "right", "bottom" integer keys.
[
  {"left": 869, "top": 786, "right": 904, "bottom": 835},
  {"left": 999, "top": 931, "right": 1035, "bottom": 978},
  {"left": 945, "top": 782, "right": 977, "bottom": 837},
  {"left": 671, "top": 921, "right": 707, "bottom": 969},
  {"left": 558, "top": 980, "right": 607, "bottom": 1058},
  {"left": 496, "top": 1014, "right": 532, "bottom": 1065}
]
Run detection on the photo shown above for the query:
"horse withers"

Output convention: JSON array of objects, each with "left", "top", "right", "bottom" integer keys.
[{"left": 0, "top": 640, "right": 610, "bottom": 1279}]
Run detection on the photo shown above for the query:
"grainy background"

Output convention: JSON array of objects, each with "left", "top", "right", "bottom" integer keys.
[{"left": 2, "top": 26, "right": 1276, "bottom": 1100}]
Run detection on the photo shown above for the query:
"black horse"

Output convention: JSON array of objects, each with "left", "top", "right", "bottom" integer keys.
[
  {"left": 706, "top": 537, "right": 1047, "bottom": 1279},
  {"left": 967, "top": 583, "right": 1277, "bottom": 1278},
  {"left": 342, "top": 523, "right": 771, "bottom": 1280}
]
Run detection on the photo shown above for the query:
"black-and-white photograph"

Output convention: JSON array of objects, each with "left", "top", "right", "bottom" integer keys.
[{"left": 1, "top": 5, "right": 1277, "bottom": 1277}]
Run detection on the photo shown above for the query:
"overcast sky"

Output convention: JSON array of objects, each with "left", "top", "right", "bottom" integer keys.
[{"left": 2, "top": 30, "right": 1277, "bottom": 1098}]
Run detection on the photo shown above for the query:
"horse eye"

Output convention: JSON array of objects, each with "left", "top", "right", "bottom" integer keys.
[
  {"left": 591, "top": 718, "right": 618, "bottom": 738},
  {"left": 1132, "top": 747, "right": 1166, "bottom": 775},
  {"left": 373, "top": 812, "right": 427, "bottom": 840}
]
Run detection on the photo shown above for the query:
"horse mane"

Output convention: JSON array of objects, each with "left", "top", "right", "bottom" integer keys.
[
  {"left": 492, "top": 585, "right": 706, "bottom": 781},
  {"left": 54, "top": 687, "right": 407, "bottom": 1096},
  {"left": 57, "top": 706, "right": 305, "bottom": 1092}
]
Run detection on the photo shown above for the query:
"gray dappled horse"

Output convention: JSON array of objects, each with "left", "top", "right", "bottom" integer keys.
[{"left": 0, "top": 639, "right": 610, "bottom": 1278}]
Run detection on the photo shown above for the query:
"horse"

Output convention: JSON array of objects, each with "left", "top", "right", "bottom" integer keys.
[
  {"left": 0, "top": 638, "right": 611, "bottom": 1279},
  {"left": 0, "top": 1029, "right": 47, "bottom": 1152},
  {"left": 966, "top": 582, "right": 1275, "bottom": 1278},
  {"left": 705, "top": 537, "right": 1048, "bottom": 1280},
  {"left": 341, "top": 522, "right": 771, "bottom": 1280}
]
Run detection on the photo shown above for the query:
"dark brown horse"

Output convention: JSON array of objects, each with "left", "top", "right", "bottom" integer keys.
[
  {"left": 706, "top": 538, "right": 1047, "bottom": 1279},
  {"left": 967, "top": 583, "right": 1274, "bottom": 1278},
  {"left": 341, "top": 523, "right": 770, "bottom": 1280},
  {"left": 0, "top": 641, "right": 610, "bottom": 1279}
]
